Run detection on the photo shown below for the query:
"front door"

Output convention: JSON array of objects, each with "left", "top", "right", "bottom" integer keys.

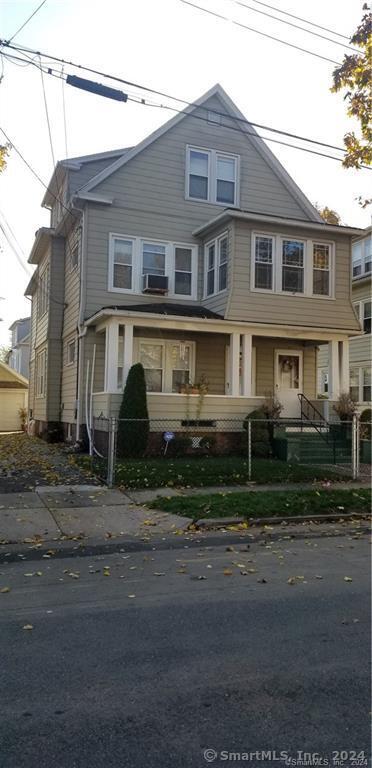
[{"left": 275, "top": 350, "right": 303, "bottom": 417}]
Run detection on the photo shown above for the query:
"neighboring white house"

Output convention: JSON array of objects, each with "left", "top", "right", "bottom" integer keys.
[
  {"left": 0, "top": 360, "right": 28, "bottom": 432},
  {"left": 318, "top": 226, "right": 371, "bottom": 411},
  {"left": 7, "top": 317, "right": 31, "bottom": 380}
]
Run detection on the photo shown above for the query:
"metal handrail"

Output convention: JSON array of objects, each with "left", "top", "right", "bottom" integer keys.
[{"left": 297, "top": 393, "right": 335, "bottom": 459}]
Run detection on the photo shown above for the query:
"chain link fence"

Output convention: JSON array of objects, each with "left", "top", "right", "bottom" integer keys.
[{"left": 89, "top": 414, "right": 363, "bottom": 487}]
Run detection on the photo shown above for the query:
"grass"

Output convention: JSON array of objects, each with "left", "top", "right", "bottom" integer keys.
[
  {"left": 150, "top": 488, "right": 371, "bottom": 521},
  {"left": 109, "top": 456, "right": 351, "bottom": 489}
]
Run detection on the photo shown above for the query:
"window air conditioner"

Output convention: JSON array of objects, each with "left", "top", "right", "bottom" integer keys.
[{"left": 142, "top": 274, "right": 169, "bottom": 294}]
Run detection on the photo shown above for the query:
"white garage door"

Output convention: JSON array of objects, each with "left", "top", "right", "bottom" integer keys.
[{"left": 0, "top": 390, "right": 27, "bottom": 431}]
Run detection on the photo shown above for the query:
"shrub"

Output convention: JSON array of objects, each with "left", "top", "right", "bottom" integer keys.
[
  {"left": 243, "top": 408, "right": 271, "bottom": 457},
  {"left": 333, "top": 392, "right": 357, "bottom": 421},
  {"left": 117, "top": 363, "right": 149, "bottom": 458},
  {"left": 360, "top": 408, "right": 372, "bottom": 440}
]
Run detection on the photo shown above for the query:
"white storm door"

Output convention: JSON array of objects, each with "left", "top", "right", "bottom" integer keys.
[{"left": 275, "top": 350, "right": 303, "bottom": 417}]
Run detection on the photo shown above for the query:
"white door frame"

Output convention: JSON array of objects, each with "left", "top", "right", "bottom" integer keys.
[{"left": 274, "top": 349, "right": 303, "bottom": 416}]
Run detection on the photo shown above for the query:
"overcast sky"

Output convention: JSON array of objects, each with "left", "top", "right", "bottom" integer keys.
[{"left": 0, "top": 0, "right": 370, "bottom": 346}]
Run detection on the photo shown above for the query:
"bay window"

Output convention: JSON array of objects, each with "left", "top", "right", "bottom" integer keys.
[
  {"left": 363, "top": 368, "right": 371, "bottom": 402},
  {"left": 205, "top": 233, "right": 228, "bottom": 296},
  {"left": 349, "top": 365, "right": 372, "bottom": 403},
  {"left": 186, "top": 146, "right": 239, "bottom": 206},
  {"left": 352, "top": 233, "right": 371, "bottom": 277},
  {"left": 139, "top": 342, "right": 164, "bottom": 392},
  {"left": 282, "top": 240, "right": 304, "bottom": 293},
  {"left": 36, "top": 349, "right": 47, "bottom": 397},
  {"left": 350, "top": 368, "right": 359, "bottom": 401},
  {"left": 313, "top": 243, "right": 330, "bottom": 296},
  {"left": 254, "top": 235, "right": 273, "bottom": 290},
  {"left": 363, "top": 300, "right": 371, "bottom": 334},
  {"left": 252, "top": 233, "right": 334, "bottom": 297}
]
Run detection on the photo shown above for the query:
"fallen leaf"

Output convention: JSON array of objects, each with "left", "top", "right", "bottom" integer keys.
[
  {"left": 127, "top": 594, "right": 136, "bottom": 598},
  {"left": 1, "top": 586, "right": 10, "bottom": 593},
  {"left": 153, "top": 572, "right": 165, "bottom": 576},
  {"left": 257, "top": 578, "right": 267, "bottom": 584},
  {"left": 287, "top": 577, "right": 296, "bottom": 585},
  {"left": 22, "top": 624, "right": 33, "bottom": 630},
  {"left": 223, "top": 569, "right": 233, "bottom": 576},
  {"left": 344, "top": 576, "right": 353, "bottom": 582}
]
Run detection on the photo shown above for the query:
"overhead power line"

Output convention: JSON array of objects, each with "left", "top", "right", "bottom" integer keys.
[
  {"left": 229, "top": 0, "right": 360, "bottom": 53},
  {"left": 247, "top": 0, "right": 350, "bottom": 40},
  {"left": 6, "top": 0, "right": 48, "bottom": 44},
  {"left": 179, "top": 0, "right": 341, "bottom": 65},
  {"left": 0, "top": 40, "right": 347, "bottom": 154}
]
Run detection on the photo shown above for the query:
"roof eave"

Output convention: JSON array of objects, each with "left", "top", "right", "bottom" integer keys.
[{"left": 193, "top": 210, "right": 364, "bottom": 238}]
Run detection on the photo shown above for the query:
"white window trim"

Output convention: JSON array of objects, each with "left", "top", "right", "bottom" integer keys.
[
  {"left": 185, "top": 145, "right": 240, "bottom": 207},
  {"left": 66, "top": 337, "right": 77, "bottom": 366},
  {"left": 36, "top": 349, "right": 47, "bottom": 398},
  {"left": 350, "top": 363, "right": 372, "bottom": 404},
  {"left": 250, "top": 232, "right": 335, "bottom": 299},
  {"left": 352, "top": 234, "right": 372, "bottom": 278},
  {"left": 38, "top": 265, "right": 49, "bottom": 318},
  {"left": 108, "top": 233, "right": 198, "bottom": 300},
  {"left": 361, "top": 298, "right": 371, "bottom": 334},
  {"left": 204, "top": 231, "right": 229, "bottom": 298},
  {"left": 133, "top": 338, "right": 196, "bottom": 393}
]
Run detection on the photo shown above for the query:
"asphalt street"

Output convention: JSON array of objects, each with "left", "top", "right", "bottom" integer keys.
[{"left": 0, "top": 529, "right": 370, "bottom": 768}]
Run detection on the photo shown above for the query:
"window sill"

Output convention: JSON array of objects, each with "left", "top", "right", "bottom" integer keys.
[
  {"left": 203, "top": 288, "right": 228, "bottom": 300},
  {"left": 185, "top": 195, "right": 239, "bottom": 208},
  {"left": 107, "top": 286, "right": 196, "bottom": 300}
]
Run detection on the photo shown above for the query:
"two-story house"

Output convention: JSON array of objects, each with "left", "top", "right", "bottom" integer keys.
[
  {"left": 318, "top": 226, "right": 371, "bottom": 409},
  {"left": 7, "top": 317, "right": 31, "bottom": 379},
  {"left": 25, "top": 84, "right": 362, "bottom": 443}
]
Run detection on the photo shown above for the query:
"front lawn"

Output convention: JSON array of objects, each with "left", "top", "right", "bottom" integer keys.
[
  {"left": 110, "top": 456, "right": 350, "bottom": 489},
  {"left": 150, "top": 488, "right": 371, "bottom": 521}
]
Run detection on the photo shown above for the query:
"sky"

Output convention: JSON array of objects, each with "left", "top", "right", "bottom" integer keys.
[{"left": 0, "top": 0, "right": 370, "bottom": 346}]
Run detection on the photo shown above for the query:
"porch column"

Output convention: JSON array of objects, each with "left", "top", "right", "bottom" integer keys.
[
  {"left": 328, "top": 340, "right": 340, "bottom": 400},
  {"left": 123, "top": 323, "right": 134, "bottom": 387},
  {"left": 241, "top": 333, "right": 253, "bottom": 397},
  {"left": 229, "top": 333, "right": 240, "bottom": 396},
  {"left": 340, "top": 338, "right": 350, "bottom": 393},
  {"left": 105, "top": 320, "right": 119, "bottom": 393}
]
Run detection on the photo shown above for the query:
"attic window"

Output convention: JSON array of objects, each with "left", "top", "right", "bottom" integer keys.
[
  {"left": 207, "top": 111, "right": 221, "bottom": 125},
  {"left": 186, "top": 146, "right": 239, "bottom": 207}
]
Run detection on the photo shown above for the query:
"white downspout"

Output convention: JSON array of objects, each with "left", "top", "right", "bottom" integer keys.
[{"left": 76, "top": 205, "right": 88, "bottom": 442}]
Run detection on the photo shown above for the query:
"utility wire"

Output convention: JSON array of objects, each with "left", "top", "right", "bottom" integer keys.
[
  {"left": 6, "top": 0, "right": 48, "bottom": 44},
  {"left": 0, "top": 41, "right": 348, "bottom": 154},
  {"left": 179, "top": 0, "right": 341, "bottom": 65},
  {"left": 39, "top": 56, "right": 56, "bottom": 167},
  {"left": 247, "top": 0, "right": 350, "bottom": 40},
  {"left": 229, "top": 0, "right": 360, "bottom": 53},
  {"left": 61, "top": 66, "right": 69, "bottom": 158},
  {"left": 3, "top": 48, "right": 371, "bottom": 170}
]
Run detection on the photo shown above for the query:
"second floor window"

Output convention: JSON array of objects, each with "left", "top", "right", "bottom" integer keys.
[
  {"left": 363, "top": 300, "right": 371, "bottom": 334},
  {"left": 186, "top": 146, "right": 239, "bottom": 206},
  {"left": 36, "top": 349, "right": 47, "bottom": 397},
  {"left": 38, "top": 266, "right": 49, "bottom": 318},
  {"left": 205, "top": 233, "right": 229, "bottom": 296},
  {"left": 252, "top": 233, "right": 334, "bottom": 298},
  {"left": 109, "top": 234, "right": 197, "bottom": 298},
  {"left": 352, "top": 233, "right": 371, "bottom": 277}
]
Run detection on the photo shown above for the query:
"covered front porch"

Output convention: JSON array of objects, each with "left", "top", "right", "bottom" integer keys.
[{"left": 85, "top": 309, "right": 351, "bottom": 425}]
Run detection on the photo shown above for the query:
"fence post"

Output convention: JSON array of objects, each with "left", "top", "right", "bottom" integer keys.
[
  {"left": 107, "top": 417, "right": 117, "bottom": 488},
  {"left": 352, "top": 413, "right": 360, "bottom": 480},
  {"left": 248, "top": 419, "right": 252, "bottom": 482}
]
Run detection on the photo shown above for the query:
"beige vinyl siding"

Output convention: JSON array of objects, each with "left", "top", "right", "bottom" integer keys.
[
  {"left": 228, "top": 220, "right": 359, "bottom": 331},
  {"left": 83, "top": 93, "right": 314, "bottom": 321},
  {"left": 60, "top": 222, "right": 82, "bottom": 424},
  {"left": 68, "top": 157, "right": 125, "bottom": 197},
  {"left": 32, "top": 343, "right": 48, "bottom": 422},
  {"left": 352, "top": 278, "right": 372, "bottom": 303},
  {"left": 92, "top": 393, "right": 262, "bottom": 422},
  {"left": 92, "top": 95, "right": 310, "bottom": 221},
  {"left": 131, "top": 328, "right": 227, "bottom": 394},
  {"left": 45, "top": 238, "right": 65, "bottom": 421},
  {"left": 202, "top": 223, "right": 233, "bottom": 316},
  {"left": 255, "top": 338, "right": 316, "bottom": 399},
  {"left": 34, "top": 250, "right": 51, "bottom": 348}
]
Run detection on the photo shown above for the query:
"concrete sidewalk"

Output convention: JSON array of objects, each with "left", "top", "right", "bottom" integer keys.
[
  {"left": 0, "top": 480, "right": 368, "bottom": 548},
  {"left": 0, "top": 486, "right": 190, "bottom": 545}
]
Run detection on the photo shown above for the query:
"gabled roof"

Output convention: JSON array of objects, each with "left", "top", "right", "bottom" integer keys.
[
  {"left": 76, "top": 83, "right": 322, "bottom": 222},
  {"left": 0, "top": 360, "right": 28, "bottom": 387}
]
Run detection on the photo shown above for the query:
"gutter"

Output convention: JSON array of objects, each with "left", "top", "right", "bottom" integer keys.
[{"left": 193, "top": 210, "right": 364, "bottom": 238}]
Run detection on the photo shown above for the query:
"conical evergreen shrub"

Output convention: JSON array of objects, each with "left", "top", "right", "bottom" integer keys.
[{"left": 117, "top": 363, "right": 149, "bottom": 458}]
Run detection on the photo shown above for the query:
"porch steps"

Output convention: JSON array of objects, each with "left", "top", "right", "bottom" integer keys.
[{"left": 278, "top": 428, "right": 351, "bottom": 465}]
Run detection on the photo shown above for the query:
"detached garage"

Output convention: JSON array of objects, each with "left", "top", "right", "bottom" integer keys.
[{"left": 0, "top": 361, "right": 28, "bottom": 432}]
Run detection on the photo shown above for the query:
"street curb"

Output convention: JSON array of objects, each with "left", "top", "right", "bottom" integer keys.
[
  {"left": 194, "top": 512, "right": 371, "bottom": 530},
  {"left": 0, "top": 519, "right": 369, "bottom": 563}
]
